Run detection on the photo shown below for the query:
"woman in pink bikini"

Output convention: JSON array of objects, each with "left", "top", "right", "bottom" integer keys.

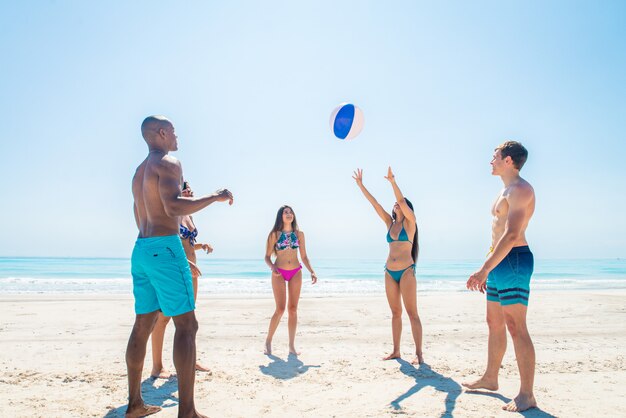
[{"left": 264, "top": 205, "right": 317, "bottom": 355}]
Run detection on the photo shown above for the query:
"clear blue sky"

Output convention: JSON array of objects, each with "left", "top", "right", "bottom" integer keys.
[{"left": 1, "top": 1, "right": 625, "bottom": 260}]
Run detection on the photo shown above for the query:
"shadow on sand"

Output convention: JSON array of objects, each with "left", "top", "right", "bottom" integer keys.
[
  {"left": 390, "top": 360, "right": 462, "bottom": 417},
  {"left": 259, "top": 353, "right": 320, "bottom": 380},
  {"left": 103, "top": 376, "right": 178, "bottom": 417},
  {"left": 464, "top": 390, "right": 559, "bottom": 417}
]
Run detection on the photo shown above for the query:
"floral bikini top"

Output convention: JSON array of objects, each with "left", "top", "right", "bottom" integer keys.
[
  {"left": 180, "top": 224, "right": 198, "bottom": 246},
  {"left": 275, "top": 231, "right": 299, "bottom": 251}
]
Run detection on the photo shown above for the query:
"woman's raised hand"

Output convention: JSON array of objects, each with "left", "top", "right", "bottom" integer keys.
[
  {"left": 352, "top": 168, "right": 364, "bottom": 186},
  {"left": 384, "top": 166, "right": 396, "bottom": 183}
]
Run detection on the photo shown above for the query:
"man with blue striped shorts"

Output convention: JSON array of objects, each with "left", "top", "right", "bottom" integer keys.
[{"left": 463, "top": 141, "right": 537, "bottom": 413}]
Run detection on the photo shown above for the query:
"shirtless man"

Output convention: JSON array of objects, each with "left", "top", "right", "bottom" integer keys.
[
  {"left": 463, "top": 141, "right": 537, "bottom": 413},
  {"left": 126, "top": 115, "right": 233, "bottom": 418}
]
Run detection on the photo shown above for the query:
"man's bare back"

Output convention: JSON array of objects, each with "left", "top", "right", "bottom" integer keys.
[{"left": 132, "top": 152, "right": 183, "bottom": 238}]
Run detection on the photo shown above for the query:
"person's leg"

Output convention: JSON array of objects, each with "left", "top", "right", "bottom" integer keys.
[
  {"left": 127, "top": 240, "right": 162, "bottom": 417},
  {"left": 384, "top": 273, "right": 403, "bottom": 360},
  {"left": 398, "top": 268, "right": 423, "bottom": 364},
  {"left": 125, "top": 311, "right": 161, "bottom": 418},
  {"left": 150, "top": 313, "right": 172, "bottom": 378},
  {"left": 462, "top": 301, "right": 506, "bottom": 390},
  {"left": 190, "top": 270, "right": 210, "bottom": 373},
  {"left": 171, "top": 310, "right": 207, "bottom": 418},
  {"left": 265, "top": 273, "right": 287, "bottom": 355},
  {"left": 287, "top": 271, "right": 303, "bottom": 355},
  {"left": 501, "top": 303, "right": 536, "bottom": 412},
  {"left": 192, "top": 270, "right": 199, "bottom": 301}
]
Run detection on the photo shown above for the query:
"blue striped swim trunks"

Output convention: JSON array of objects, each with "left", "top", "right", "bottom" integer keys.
[{"left": 486, "top": 246, "right": 534, "bottom": 306}]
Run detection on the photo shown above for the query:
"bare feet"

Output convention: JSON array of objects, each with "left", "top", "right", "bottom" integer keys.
[
  {"left": 461, "top": 376, "right": 498, "bottom": 391},
  {"left": 383, "top": 351, "right": 401, "bottom": 361},
  {"left": 125, "top": 403, "right": 161, "bottom": 418},
  {"left": 195, "top": 361, "right": 211, "bottom": 374},
  {"left": 411, "top": 352, "right": 424, "bottom": 364},
  {"left": 150, "top": 367, "right": 173, "bottom": 379},
  {"left": 289, "top": 346, "right": 301, "bottom": 356},
  {"left": 264, "top": 341, "right": 272, "bottom": 355},
  {"left": 503, "top": 393, "right": 537, "bottom": 412}
]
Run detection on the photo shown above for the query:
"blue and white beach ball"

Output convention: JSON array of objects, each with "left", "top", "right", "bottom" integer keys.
[{"left": 329, "top": 103, "right": 364, "bottom": 140}]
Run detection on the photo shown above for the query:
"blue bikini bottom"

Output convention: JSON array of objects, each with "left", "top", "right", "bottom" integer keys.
[{"left": 385, "top": 264, "right": 415, "bottom": 283}]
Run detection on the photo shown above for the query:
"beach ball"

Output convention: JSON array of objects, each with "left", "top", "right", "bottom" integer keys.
[{"left": 329, "top": 103, "right": 364, "bottom": 140}]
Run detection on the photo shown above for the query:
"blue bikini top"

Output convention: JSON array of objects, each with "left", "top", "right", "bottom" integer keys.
[
  {"left": 180, "top": 224, "right": 198, "bottom": 246},
  {"left": 387, "top": 220, "right": 413, "bottom": 244},
  {"left": 275, "top": 231, "right": 299, "bottom": 251}
]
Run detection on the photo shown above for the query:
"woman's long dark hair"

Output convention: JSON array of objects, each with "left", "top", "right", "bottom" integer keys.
[
  {"left": 392, "top": 198, "right": 419, "bottom": 263},
  {"left": 267, "top": 205, "right": 299, "bottom": 256}
]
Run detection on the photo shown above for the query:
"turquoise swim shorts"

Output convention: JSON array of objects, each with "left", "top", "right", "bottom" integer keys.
[
  {"left": 486, "top": 246, "right": 534, "bottom": 306},
  {"left": 131, "top": 235, "right": 195, "bottom": 317}
]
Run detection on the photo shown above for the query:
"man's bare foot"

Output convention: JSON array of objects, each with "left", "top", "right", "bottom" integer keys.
[
  {"left": 503, "top": 393, "right": 537, "bottom": 412},
  {"left": 125, "top": 403, "right": 161, "bottom": 418},
  {"left": 461, "top": 376, "right": 498, "bottom": 391},
  {"left": 411, "top": 352, "right": 424, "bottom": 364},
  {"left": 150, "top": 367, "right": 173, "bottom": 379},
  {"left": 264, "top": 341, "right": 272, "bottom": 355},
  {"left": 383, "top": 351, "right": 401, "bottom": 360},
  {"left": 195, "top": 361, "right": 211, "bottom": 374}
]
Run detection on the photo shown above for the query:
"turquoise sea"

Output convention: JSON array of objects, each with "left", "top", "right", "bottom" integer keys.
[{"left": 1, "top": 257, "right": 625, "bottom": 295}]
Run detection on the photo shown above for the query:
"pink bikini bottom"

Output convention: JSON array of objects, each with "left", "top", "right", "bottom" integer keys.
[{"left": 277, "top": 265, "right": 302, "bottom": 281}]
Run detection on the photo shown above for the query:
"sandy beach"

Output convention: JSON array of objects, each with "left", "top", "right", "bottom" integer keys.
[{"left": 1, "top": 290, "right": 624, "bottom": 417}]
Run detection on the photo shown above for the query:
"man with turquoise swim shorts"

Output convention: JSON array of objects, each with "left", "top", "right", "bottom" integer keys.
[
  {"left": 125, "top": 115, "right": 233, "bottom": 418},
  {"left": 463, "top": 141, "right": 537, "bottom": 413}
]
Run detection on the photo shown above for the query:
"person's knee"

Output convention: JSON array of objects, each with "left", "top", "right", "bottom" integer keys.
[
  {"left": 132, "top": 313, "right": 159, "bottom": 337},
  {"left": 486, "top": 313, "right": 506, "bottom": 331},
  {"left": 184, "top": 317, "right": 199, "bottom": 335},
  {"left": 406, "top": 310, "right": 421, "bottom": 323},
  {"left": 504, "top": 313, "right": 527, "bottom": 338},
  {"left": 287, "top": 304, "right": 298, "bottom": 316},
  {"left": 391, "top": 308, "right": 403, "bottom": 319},
  {"left": 275, "top": 304, "right": 286, "bottom": 316},
  {"left": 173, "top": 313, "right": 199, "bottom": 334},
  {"left": 156, "top": 314, "right": 171, "bottom": 326}
]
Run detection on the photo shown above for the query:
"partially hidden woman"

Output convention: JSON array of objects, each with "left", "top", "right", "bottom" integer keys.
[
  {"left": 264, "top": 205, "right": 317, "bottom": 356},
  {"left": 150, "top": 180, "right": 213, "bottom": 378},
  {"left": 353, "top": 167, "right": 424, "bottom": 364}
]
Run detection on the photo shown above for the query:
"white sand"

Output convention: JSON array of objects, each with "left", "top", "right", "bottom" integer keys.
[{"left": 1, "top": 291, "right": 625, "bottom": 417}]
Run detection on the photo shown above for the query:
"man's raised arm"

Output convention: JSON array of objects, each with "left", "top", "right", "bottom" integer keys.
[{"left": 158, "top": 157, "right": 233, "bottom": 217}]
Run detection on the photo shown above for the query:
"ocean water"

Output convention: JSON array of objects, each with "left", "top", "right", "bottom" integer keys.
[{"left": 0, "top": 257, "right": 625, "bottom": 295}]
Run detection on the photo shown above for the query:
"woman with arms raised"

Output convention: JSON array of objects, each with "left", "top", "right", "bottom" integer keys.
[{"left": 353, "top": 167, "right": 423, "bottom": 364}]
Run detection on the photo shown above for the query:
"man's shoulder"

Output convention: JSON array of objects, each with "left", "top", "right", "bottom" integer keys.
[
  {"left": 159, "top": 154, "right": 180, "bottom": 166},
  {"left": 148, "top": 154, "right": 181, "bottom": 173},
  {"left": 509, "top": 179, "right": 535, "bottom": 201},
  {"left": 516, "top": 178, "right": 534, "bottom": 193}
]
